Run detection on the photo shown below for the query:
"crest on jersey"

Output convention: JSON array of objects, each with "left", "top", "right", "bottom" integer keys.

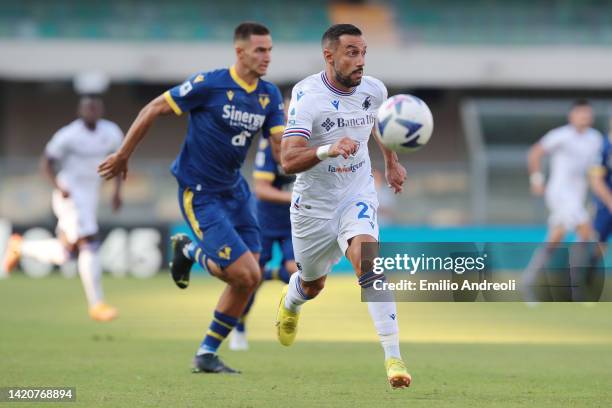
[
  {"left": 194, "top": 74, "right": 205, "bottom": 83},
  {"left": 258, "top": 94, "right": 270, "bottom": 109},
  {"left": 331, "top": 100, "right": 340, "bottom": 110},
  {"left": 226, "top": 90, "right": 234, "bottom": 101},
  {"left": 218, "top": 245, "right": 232, "bottom": 260},
  {"left": 362, "top": 96, "right": 371, "bottom": 110}
]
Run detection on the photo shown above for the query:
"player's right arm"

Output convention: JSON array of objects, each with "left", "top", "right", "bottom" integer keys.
[
  {"left": 528, "top": 129, "right": 560, "bottom": 196},
  {"left": 40, "top": 155, "right": 68, "bottom": 197},
  {"left": 98, "top": 73, "right": 209, "bottom": 180},
  {"left": 281, "top": 136, "right": 359, "bottom": 174},
  {"left": 98, "top": 94, "right": 172, "bottom": 180},
  {"left": 280, "top": 88, "right": 358, "bottom": 174},
  {"left": 43, "top": 129, "right": 69, "bottom": 196},
  {"left": 527, "top": 143, "right": 546, "bottom": 196}
]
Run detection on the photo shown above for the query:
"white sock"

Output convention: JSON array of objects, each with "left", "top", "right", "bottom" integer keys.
[
  {"left": 284, "top": 272, "right": 310, "bottom": 312},
  {"left": 78, "top": 244, "right": 104, "bottom": 307},
  {"left": 21, "top": 239, "right": 68, "bottom": 265},
  {"left": 360, "top": 272, "right": 401, "bottom": 360},
  {"left": 367, "top": 301, "right": 401, "bottom": 360}
]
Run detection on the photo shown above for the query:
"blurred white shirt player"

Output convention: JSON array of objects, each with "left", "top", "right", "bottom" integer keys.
[
  {"left": 525, "top": 99, "right": 603, "bottom": 300},
  {"left": 2, "top": 96, "right": 123, "bottom": 321}
]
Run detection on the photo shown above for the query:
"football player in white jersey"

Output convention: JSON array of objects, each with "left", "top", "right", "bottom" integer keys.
[
  {"left": 2, "top": 96, "right": 123, "bottom": 321},
  {"left": 525, "top": 99, "right": 603, "bottom": 300},
  {"left": 275, "top": 24, "right": 410, "bottom": 388}
]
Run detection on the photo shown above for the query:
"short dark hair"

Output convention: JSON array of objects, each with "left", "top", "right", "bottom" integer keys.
[
  {"left": 321, "top": 24, "right": 362, "bottom": 49},
  {"left": 234, "top": 22, "right": 270, "bottom": 42},
  {"left": 572, "top": 99, "right": 591, "bottom": 109}
]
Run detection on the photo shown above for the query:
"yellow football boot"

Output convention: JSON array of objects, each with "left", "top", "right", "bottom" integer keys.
[
  {"left": 385, "top": 357, "right": 412, "bottom": 389},
  {"left": 89, "top": 303, "right": 119, "bottom": 322},
  {"left": 275, "top": 285, "right": 300, "bottom": 346}
]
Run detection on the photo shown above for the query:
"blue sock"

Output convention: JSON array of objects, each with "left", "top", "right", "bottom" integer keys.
[
  {"left": 277, "top": 265, "right": 291, "bottom": 284},
  {"left": 236, "top": 317, "right": 246, "bottom": 333},
  {"left": 196, "top": 310, "right": 238, "bottom": 355},
  {"left": 262, "top": 265, "right": 291, "bottom": 283},
  {"left": 237, "top": 293, "right": 256, "bottom": 333},
  {"left": 262, "top": 266, "right": 275, "bottom": 281},
  {"left": 185, "top": 242, "right": 211, "bottom": 273}
]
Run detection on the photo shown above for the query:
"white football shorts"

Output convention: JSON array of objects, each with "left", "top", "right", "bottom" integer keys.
[
  {"left": 545, "top": 193, "right": 589, "bottom": 230},
  {"left": 52, "top": 188, "right": 99, "bottom": 244},
  {"left": 291, "top": 197, "right": 379, "bottom": 282}
]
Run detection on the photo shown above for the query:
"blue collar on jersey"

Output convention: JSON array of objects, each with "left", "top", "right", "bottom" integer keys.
[
  {"left": 321, "top": 71, "right": 357, "bottom": 96},
  {"left": 230, "top": 65, "right": 259, "bottom": 93}
]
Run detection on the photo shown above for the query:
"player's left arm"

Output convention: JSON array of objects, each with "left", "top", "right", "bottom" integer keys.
[
  {"left": 372, "top": 123, "right": 406, "bottom": 194},
  {"left": 372, "top": 81, "right": 406, "bottom": 193}
]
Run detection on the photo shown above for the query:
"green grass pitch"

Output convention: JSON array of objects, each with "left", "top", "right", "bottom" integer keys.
[{"left": 1, "top": 273, "right": 611, "bottom": 407}]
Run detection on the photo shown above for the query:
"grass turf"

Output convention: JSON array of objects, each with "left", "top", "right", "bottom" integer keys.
[{"left": 1, "top": 273, "right": 611, "bottom": 407}]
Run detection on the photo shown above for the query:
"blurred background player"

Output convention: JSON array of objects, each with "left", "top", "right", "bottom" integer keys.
[
  {"left": 230, "top": 94, "right": 297, "bottom": 351},
  {"left": 98, "top": 22, "right": 285, "bottom": 373},
  {"left": 275, "top": 24, "right": 410, "bottom": 388},
  {"left": 2, "top": 96, "right": 123, "bottom": 321},
  {"left": 525, "top": 99, "right": 603, "bottom": 300}
]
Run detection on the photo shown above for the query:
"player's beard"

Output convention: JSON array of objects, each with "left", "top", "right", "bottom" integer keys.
[{"left": 334, "top": 68, "right": 362, "bottom": 88}]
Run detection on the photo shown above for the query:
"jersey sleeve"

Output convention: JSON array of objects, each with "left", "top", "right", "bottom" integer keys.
[
  {"left": 262, "top": 84, "right": 286, "bottom": 139},
  {"left": 373, "top": 77, "right": 388, "bottom": 105},
  {"left": 253, "top": 139, "right": 277, "bottom": 182},
  {"left": 283, "top": 85, "right": 315, "bottom": 140},
  {"left": 540, "top": 129, "right": 563, "bottom": 153},
  {"left": 164, "top": 72, "right": 209, "bottom": 116},
  {"left": 45, "top": 128, "right": 69, "bottom": 160}
]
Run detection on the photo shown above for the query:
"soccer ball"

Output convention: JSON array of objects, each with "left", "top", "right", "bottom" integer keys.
[{"left": 376, "top": 94, "right": 433, "bottom": 152}]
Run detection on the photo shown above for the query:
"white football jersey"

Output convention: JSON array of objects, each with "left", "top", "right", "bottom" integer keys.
[
  {"left": 540, "top": 124, "right": 603, "bottom": 203},
  {"left": 284, "top": 71, "right": 387, "bottom": 219},
  {"left": 45, "top": 119, "right": 123, "bottom": 192}
]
